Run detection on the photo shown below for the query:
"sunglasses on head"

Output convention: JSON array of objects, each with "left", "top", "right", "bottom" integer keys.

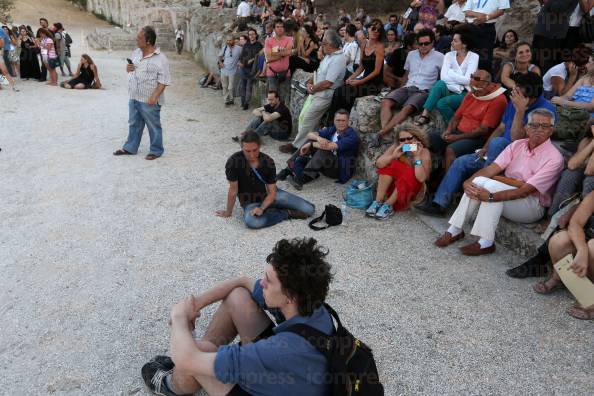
[
  {"left": 399, "top": 136, "right": 415, "bottom": 143},
  {"left": 418, "top": 41, "right": 432, "bottom": 46}
]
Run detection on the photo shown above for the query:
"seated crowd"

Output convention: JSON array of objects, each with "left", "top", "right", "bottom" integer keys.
[
  {"left": 205, "top": 0, "right": 594, "bottom": 326},
  {"left": 110, "top": 1, "right": 594, "bottom": 394}
]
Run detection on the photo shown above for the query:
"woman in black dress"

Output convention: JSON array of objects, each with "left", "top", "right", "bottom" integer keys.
[
  {"left": 19, "top": 27, "right": 41, "bottom": 80},
  {"left": 62, "top": 54, "right": 101, "bottom": 89}
]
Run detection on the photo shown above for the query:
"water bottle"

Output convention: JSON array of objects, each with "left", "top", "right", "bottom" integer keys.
[{"left": 340, "top": 203, "right": 348, "bottom": 226}]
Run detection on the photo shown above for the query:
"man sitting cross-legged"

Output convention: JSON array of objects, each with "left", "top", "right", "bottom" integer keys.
[
  {"left": 373, "top": 28, "right": 444, "bottom": 147},
  {"left": 278, "top": 29, "right": 346, "bottom": 154},
  {"left": 141, "top": 237, "right": 335, "bottom": 395},
  {"left": 416, "top": 72, "right": 554, "bottom": 216},
  {"left": 532, "top": 191, "right": 594, "bottom": 320},
  {"left": 434, "top": 108, "right": 564, "bottom": 256},
  {"left": 233, "top": 90, "right": 292, "bottom": 142},
  {"left": 427, "top": 69, "right": 508, "bottom": 172},
  {"left": 217, "top": 130, "right": 314, "bottom": 229},
  {"left": 277, "top": 109, "right": 360, "bottom": 190}
]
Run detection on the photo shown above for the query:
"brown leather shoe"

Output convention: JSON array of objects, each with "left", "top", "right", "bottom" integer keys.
[
  {"left": 113, "top": 149, "right": 132, "bottom": 156},
  {"left": 434, "top": 231, "right": 465, "bottom": 248},
  {"left": 287, "top": 209, "right": 309, "bottom": 219},
  {"left": 459, "top": 241, "right": 496, "bottom": 256},
  {"left": 145, "top": 154, "right": 159, "bottom": 160},
  {"left": 279, "top": 143, "right": 297, "bottom": 154}
]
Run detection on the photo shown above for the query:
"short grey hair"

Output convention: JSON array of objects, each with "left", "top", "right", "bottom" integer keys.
[
  {"left": 322, "top": 29, "right": 342, "bottom": 50},
  {"left": 527, "top": 108, "right": 556, "bottom": 125}
]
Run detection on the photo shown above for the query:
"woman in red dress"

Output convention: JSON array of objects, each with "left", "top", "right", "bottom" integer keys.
[{"left": 366, "top": 123, "right": 432, "bottom": 220}]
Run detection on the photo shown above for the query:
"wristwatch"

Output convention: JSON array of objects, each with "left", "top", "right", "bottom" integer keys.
[
  {"left": 414, "top": 159, "right": 422, "bottom": 166},
  {"left": 488, "top": 193, "right": 494, "bottom": 202}
]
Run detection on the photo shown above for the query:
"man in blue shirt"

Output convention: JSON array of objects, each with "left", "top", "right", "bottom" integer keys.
[
  {"left": 416, "top": 72, "right": 556, "bottom": 215},
  {"left": 277, "top": 110, "right": 361, "bottom": 190},
  {"left": 0, "top": 27, "right": 16, "bottom": 90},
  {"left": 141, "top": 238, "right": 335, "bottom": 396}
]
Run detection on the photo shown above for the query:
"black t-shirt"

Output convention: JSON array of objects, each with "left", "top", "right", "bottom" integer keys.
[
  {"left": 225, "top": 151, "right": 276, "bottom": 208},
  {"left": 264, "top": 102, "right": 292, "bottom": 135},
  {"left": 386, "top": 47, "right": 409, "bottom": 78}
]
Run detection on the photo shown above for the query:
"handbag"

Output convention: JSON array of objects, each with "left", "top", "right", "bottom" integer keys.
[
  {"left": 553, "top": 105, "right": 590, "bottom": 142},
  {"left": 580, "top": 12, "right": 594, "bottom": 43},
  {"left": 343, "top": 179, "right": 374, "bottom": 209},
  {"left": 309, "top": 204, "right": 343, "bottom": 230}
]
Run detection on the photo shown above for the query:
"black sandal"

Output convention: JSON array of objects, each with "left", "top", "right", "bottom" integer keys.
[{"left": 113, "top": 149, "right": 132, "bottom": 156}]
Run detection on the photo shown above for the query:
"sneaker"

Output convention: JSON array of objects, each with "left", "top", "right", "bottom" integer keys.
[
  {"left": 365, "top": 201, "right": 381, "bottom": 217},
  {"left": 141, "top": 356, "right": 184, "bottom": 396},
  {"left": 375, "top": 203, "right": 394, "bottom": 220},
  {"left": 277, "top": 167, "right": 292, "bottom": 181}
]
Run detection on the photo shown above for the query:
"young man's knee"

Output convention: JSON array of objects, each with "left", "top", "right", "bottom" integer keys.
[{"left": 224, "top": 287, "right": 254, "bottom": 310}]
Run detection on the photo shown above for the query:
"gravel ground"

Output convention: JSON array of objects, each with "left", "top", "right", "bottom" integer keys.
[{"left": 1, "top": 2, "right": 593, "bottom": 395}]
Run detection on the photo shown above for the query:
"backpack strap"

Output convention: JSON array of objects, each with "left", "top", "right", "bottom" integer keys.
[
  {"left": 282, "top": 323, "right": 334, "bottom": 360},
  {"left": 308, "top": 210, "right": 329, "bottom": 230}
]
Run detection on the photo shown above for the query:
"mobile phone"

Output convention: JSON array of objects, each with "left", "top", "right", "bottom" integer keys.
[
  {"left": 403, "top": 144, "right": 417, "bottom": 152},
  {"left": 126, "top": 58, "right": 133, "bottom": 64}
]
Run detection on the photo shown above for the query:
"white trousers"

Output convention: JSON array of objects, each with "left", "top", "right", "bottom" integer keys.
[
  {"left": 449, "top": 176, "right": 545, "bottom": 241},
  {"left": 221, "top": 73, "right": 237, "bottom": 103}
]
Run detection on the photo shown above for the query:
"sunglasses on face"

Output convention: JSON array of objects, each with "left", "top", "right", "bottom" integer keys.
[
  {"left": 399, "top": 136, "right": 415, "bottom": 142},
  {"left": 418, "top": 41, "right": 432, "bottom": 46}
]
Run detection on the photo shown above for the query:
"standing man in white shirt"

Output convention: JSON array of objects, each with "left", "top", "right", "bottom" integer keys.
[
  {"left": 463, "top": 0, "right": 510, "bottom": 73},
  {"left": 236, "top": 0, "right": 251, "bottom": 31},
  {"left": 175, "top": 25, "right": 184, "bottom": 55},
  {"left": 444, "top": 0, "right": 468, "bottom": 28},
  {"left": 114, "top": 26, "right": 171, "bottom": 160}
]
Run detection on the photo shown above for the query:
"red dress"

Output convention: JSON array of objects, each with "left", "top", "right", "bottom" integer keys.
[{"left": 377, "top": 157, "right": 422, "bottom": 211}]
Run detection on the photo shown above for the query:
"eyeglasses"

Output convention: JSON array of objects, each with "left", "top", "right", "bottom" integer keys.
[
  {"left": 418, "top": 41, "right": 432, "bottom": 46},
  {"left": 399, "top": 136, "right": 415, "bottom": 142},
  {"left": 527, "top": 122, "right": 554, "bottom": 129}
]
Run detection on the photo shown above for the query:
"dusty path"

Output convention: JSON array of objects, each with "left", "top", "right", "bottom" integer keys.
[{"left": 1, "top": 1, "right": 593, "bottom": 395}]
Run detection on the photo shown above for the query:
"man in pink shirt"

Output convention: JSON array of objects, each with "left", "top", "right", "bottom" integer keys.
[
  {"left": 264, "top": 19, "right": 293, "bottom": 103},
  {"left": 434, "top": 108, "right": 565, "bottom": 256}
]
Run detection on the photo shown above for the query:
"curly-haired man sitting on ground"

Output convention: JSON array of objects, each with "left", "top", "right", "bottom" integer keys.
[{"left": 141, "top": 237, "right": 335, "bottom": 396}]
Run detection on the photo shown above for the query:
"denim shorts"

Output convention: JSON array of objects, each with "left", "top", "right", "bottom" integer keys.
[{"left": 48, "top": 57, "right": 60, "bottom": 69}]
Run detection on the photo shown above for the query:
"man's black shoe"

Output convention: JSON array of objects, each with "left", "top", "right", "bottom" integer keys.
[
  {"left": 141, "top": 355, "right": 190, "bottom": 396},
  {"left": 242, "top": 103, "right": 249, "bottom": 110},
  {"left": 506, "top": 254, "right": 550, "bottom": 279},
  {"left": 289, "top": 174, "right": 303, "bottom": 190},
  {"left": 415, "top": 200, "right": 446, "bottom": 217},
  {"left": 277, "top": 168, "right": 292, "bottom": 181}
]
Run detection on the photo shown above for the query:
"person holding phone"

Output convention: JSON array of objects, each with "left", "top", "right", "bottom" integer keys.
[
  {"left": 113, "top": 26, "right": 171, "bottom": 160},
  {"left": 365, "top": 123, "right": 431, "bottom": 220}
]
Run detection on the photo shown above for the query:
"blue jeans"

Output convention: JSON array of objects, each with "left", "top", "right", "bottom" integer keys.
[
  {"left": 433, "top": 137, "right": 509, "bottom": 208},
  {"left": 243, "top": 189, "right": 315, "bottom": 229},
  {"left": 123, "top": 99, "right": 164, "bottom": 157}
]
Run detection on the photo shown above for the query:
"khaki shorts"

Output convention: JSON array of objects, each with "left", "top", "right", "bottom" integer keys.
[{"left": 384, "top": 86, "right": 429, "bottom": 110}]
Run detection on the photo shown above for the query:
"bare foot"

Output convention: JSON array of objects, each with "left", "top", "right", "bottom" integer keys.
[
  {"left": 567, "top": 303, "right": 594, "bottom": 320},
  {"left": 533, "top": 278, "right": 564, "bottom": 294}
]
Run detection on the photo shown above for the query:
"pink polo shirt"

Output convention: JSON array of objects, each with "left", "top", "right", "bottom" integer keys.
[
  {"left": 494, "top": 139, "right": 564, "bottom": 207},
  {"left": 265, "top": 35, "right": 293, "bottom": 77}
]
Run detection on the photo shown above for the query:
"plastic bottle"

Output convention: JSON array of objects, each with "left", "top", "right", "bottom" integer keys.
[{"left": 340, "top": 203, "right": 348, "bottom": 226}]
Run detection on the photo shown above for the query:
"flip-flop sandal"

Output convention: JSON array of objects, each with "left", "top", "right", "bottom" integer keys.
[
  {"left": 533, "top": 280, "right": 565, "bottom": 295},
  {"left": 414, "top": 115, "right": 430, "bottom": 126},
  {"left": 567, "top": 303, "right": 594, "bottom": 320}
]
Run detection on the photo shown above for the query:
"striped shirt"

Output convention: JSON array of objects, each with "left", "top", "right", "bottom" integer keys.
[{"left": 128, "top": 48, "right": 171, "bottom": 105}]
